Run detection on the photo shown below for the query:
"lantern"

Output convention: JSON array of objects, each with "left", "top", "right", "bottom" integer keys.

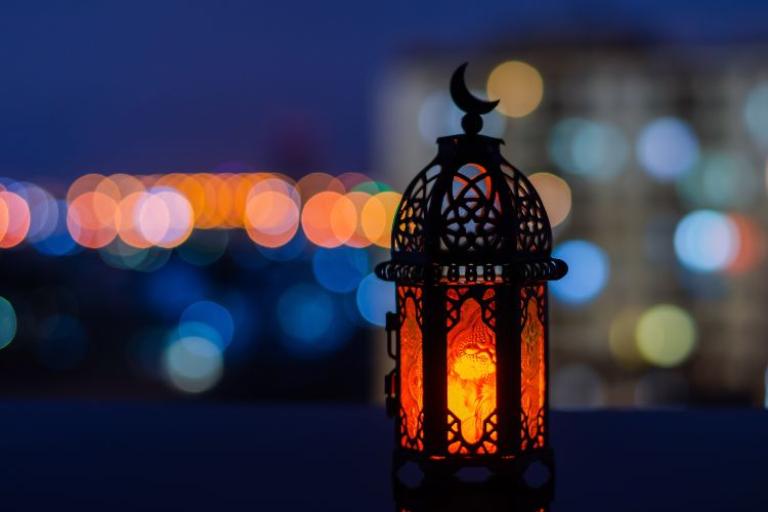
[{"left": 376, "top": 63, "right": 567, "bottom": 485}]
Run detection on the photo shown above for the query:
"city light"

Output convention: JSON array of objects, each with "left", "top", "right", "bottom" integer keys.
[
  {"left": 637, "top": 117, "right": 700, "bottom": 182},
  {"left": 635, "top": 304, "right": 697, "bottom": 368},
  {"left": 550, "top": 240, "right": 610, "bottom": 305},
  {"left": 674, "top": 210, "right": 739, "bottom": 272},
  {"left": 486, "top": 60, "right": 544, "bottom": 118}
]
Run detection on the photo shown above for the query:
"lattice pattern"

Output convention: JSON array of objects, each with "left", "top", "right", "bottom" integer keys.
[
  {"left": 447, "top": 411, "right": 499, "bottom": 455},
  {"left": 520, "top": 285, "right": 547, "bottom": 451},
  {"left": 393, "top": 165, "right": 441, "bottom": 255},
  {"left": 389, "top": 150, "right": 553, "bottom": 265},
  {"left": 398, "top": 286, "right": 424, "bottom": 451},
  {"left": 501, "top": 163, "right": 551, "bottom": 254},
  {"left": 445, "top": 287, "right": 496, "bottom": 331},
  {"left": 445, "top": 287, "right": 498, "bottom": 454},
  {"left": 439, "top": 164, "right": 503, "bottom": 254}
]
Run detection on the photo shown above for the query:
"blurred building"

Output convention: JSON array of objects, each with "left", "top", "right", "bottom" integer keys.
[{"left": 374, "top": 40, "right": 768, "bottom": 407}]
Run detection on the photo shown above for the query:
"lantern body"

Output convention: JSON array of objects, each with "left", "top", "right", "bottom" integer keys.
[{"left": 377, "top": 125, "right": 566, "bottom": 482}]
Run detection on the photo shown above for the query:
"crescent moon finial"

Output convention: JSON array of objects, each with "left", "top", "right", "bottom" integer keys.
[{"left": 450, "top": 63, "right": 499, "bottom": 115}]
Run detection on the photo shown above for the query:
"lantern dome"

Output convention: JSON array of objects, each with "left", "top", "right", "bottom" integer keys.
[{"left": 377, "top": 66, "right": 567, "bottom": 286}]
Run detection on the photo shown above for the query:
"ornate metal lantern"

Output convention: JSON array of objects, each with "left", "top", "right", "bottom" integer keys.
[{"left": 376, "top": 64, "right": 567, "bottom": 484}]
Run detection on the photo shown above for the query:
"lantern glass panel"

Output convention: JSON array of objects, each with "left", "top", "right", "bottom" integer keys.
[
  {"left": 520, "top": 285, "right": 547, "bottom": 450},
  {"left": 445, "top": 287, "right": 498, "bottom": 455},
  {"left": 397, "top": 285, "right": 424, "bottom": 451}
]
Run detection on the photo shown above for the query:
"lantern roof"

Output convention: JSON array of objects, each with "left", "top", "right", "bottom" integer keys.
[{"left": 376, "top": 64, "right": 567, "bottom": 285}]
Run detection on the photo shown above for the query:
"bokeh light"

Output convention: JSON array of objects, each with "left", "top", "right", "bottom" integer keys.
[
  {"left": 355, "top": 272, "right": 395, "bottom": 327},
  {"left": 360, "top": 191, "right": 401, "bottom": 248},
  {"left": 67, "top": 191, "right": 119, "bottom": 249},
  {"left": 301, "top": 191, "right": 356, "bottom": 248},
  {"left": 136, "top": 187, "right": 194, "bottom": 248},
  {"left": 608, "top": 307, "right": 645, "bottom": 369},
  {"left": 0, "top": 190, "right": 31, "bottom": 248},
  {"left": 10, "top": 182, "right": 58, "bottom": 243},
  {"left": 549, "top": 118, "right": 628, "bottom": 181},
  {"left": 550, "top": 240, "right": 610, "bottom": 305},
  {"left": 276, "top": 283, "right": 347, "bottom": 356},
  {"left": 677, "top": 151, "right": 758, "bottom": 209},
  {"left": 163, "top": 335, "right": 223, "bottom": 393},
  {"left": 33, "top": 200, "right": 78, "bottom": 256},
  {"left": 528, "top": 172, "right": 572, "bottom": 228},
  {"left": 674, "top": 210, "right": 738, "bottom": 273},
  {"left": 726, "top": 213, "right": 765, "bottom": 275},
  {"left": 486, "top": 60, "right": 544, "bottom": 118},
  {"left": 0, "top": 296, "right": 17, "bottom": 350},
  {"left": 312, "top": 246, "right": 369, "bottom": 293},
  {"left": 635, "top": 304, "right": 697, "bottom": 368},
  {"left": 244, "top": 178, "right": 300, "bottom": 248},
  {"left": 637, "top": 117, "right": 700, "bottom": 181},
  {"left": 743, "top": 81, "right": 768, "bottom": 149},
  {"left": 179, "top": 300, "right": 234, "bottom": 350}
]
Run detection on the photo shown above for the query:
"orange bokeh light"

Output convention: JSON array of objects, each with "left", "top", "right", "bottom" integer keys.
[
  {"left": 244, "top": 180, "right": 301, "bottom": 248},
  {"left": 360, "top": 191, "right": 402, "bottom": 248},
  {"left": 0, "top": 191, "right": 31, "bottom": 248},
  {"left": 67, "top": 191, "right": 119, "bottom": 249},
  {"left": 344, "top": 191, "right": 373, "bottom": 248},
  {"left": 301, "top": 191, "right": 356, "bottom": 248}
]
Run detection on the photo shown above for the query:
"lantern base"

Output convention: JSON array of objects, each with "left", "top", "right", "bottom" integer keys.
[{"left": 392, "top": 447, "right": 555, "bottom": 494}]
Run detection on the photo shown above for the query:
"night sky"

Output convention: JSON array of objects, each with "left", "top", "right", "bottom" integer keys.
[{"left": 0, "top": 0, "right": 765, "bottom": 180}]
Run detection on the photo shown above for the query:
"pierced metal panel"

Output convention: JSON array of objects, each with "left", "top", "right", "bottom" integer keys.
[
  {"left": 520, "top": 285, "right": 547, "bottom": 451},
  {"left": 445, "top": 287, "right": 498, "bottom": 455},
  {"left": 398, "top": 285, "right": 424, "bottom": 451}
]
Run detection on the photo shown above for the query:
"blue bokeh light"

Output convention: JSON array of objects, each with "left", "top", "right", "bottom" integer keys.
[
  {"left": 312, "top": 246, "right": 369, "bottom": 293},
  {"left": 277, "top": 283, "right": 349, "bottom": 356},
  {"left": 551, "top": 240, "right": 610, "bottom": 305},
  {"left": 0, "top": 296, "right": 17, "bottom": 350},
  {"left": 744, "top": 82, "right": 768, "bottom": 149},
  {"left": 179, "top": 300, "right": 234, "bottom": 349},
  {"left": 355, "top": 272, "right": 395, "bottom": 327},
  {"left": 673, "top": 210, "right": 738, "bottom": 273},
  {"left": 637, "top": 117, "right": 700, "bottom": 181},
  {"left": 33, "top": 200, "right": 79, "bottom": 256}
]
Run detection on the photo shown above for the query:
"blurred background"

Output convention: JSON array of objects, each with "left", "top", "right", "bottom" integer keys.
[{"left": 0, "top": 1, "right": 766, "bottom": 408}]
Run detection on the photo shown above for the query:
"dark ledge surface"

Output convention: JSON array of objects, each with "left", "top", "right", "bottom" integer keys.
[{"left": 0, "top": 401, "right": 765, "bottom": 511}]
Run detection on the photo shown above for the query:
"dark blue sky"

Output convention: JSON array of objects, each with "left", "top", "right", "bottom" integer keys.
[{"left": 0, "top": 1, "right": 765, "bottom": 181}]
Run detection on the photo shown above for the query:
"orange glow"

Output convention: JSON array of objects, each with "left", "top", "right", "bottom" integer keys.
[
  {"left": 360, "top": 191, "right": 402, "bottom": 248},
  {"left": 399, "top": 287, "right": 423, "bottom": 450},
  {"left": 0, "top": 191, "right": 30, "bottom": 248},
  {"left": 67, "top": 173, "right": 107, "bottom": 204},
  {"left": 116, "top": 192, "right": 153, "bottom": 249},
  {"left": 301, "top": 191, "right": 356, "bottom": 248},
  {"left": 446, "top": 294, "right": 497, "bottom": 453},
  {"left": 67, "top": 191, "right": 119, "bottom": 249},
  {"left": 521, "top": 287, "right": 545, "bottom": 450},
  {"left": 726, "top": 213, "right": 766, "bottom": 275},
  {"left": 0, "top": 195, "right": 9, "bottom": 243},
  {"left": 244, "top": 182, "right": 300, "bottom": 248},
  {"left": 344, "top": 191, "right": 373, "bottom": 248}
]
